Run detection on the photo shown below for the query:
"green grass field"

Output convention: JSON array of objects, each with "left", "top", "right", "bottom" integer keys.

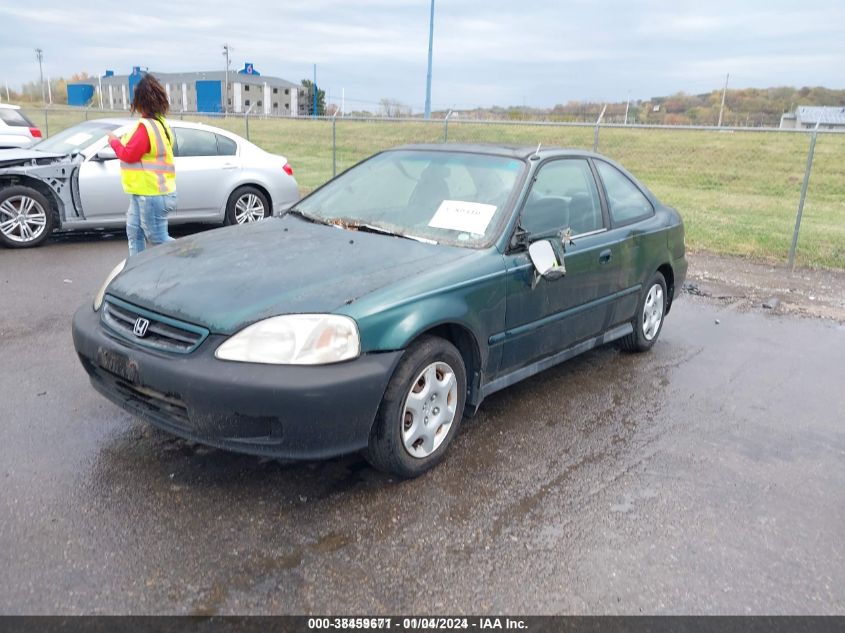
[{"left": 24, "top": 106, "right": 845, "bottom": 269}]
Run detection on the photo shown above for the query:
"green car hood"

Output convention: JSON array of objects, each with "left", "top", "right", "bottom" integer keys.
[{"left": 107, "top": 215, "right": 474, "bottom": 334}]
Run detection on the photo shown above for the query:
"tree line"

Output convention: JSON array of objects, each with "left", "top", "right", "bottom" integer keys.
[{"left": 434, "top": 86, "right": 845, "bottom": 127}]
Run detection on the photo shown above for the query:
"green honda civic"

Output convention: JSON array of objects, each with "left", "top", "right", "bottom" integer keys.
[{"left": 72, "top": 144, "right": 686, "bottom": 478}]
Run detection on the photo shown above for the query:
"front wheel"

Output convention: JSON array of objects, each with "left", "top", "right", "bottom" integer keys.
[
  {"left": 620, "top": 271, "right": 667, "bottom": 353},
  {"left": 365, "top": 336, "right": 467, "bottom": 478},
  {"left": 0, "top": 186, "right": 55, "bottom": 248},
  {"left": 225, "top": 186, "right": 270, "bottom": 225}
]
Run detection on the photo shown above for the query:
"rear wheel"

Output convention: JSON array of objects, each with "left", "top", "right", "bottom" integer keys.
[
  {"left": 620, "top": 271, "right": 667, "bottom": 352},
  {"left": 365, "top": 336, "right": 467, "bottom": 478},
  {"left": 0, "top": 186, "right": 54, "bottom": 248},
  {"left": 225, "top": 186, "right": 270, "bottom": 225}
]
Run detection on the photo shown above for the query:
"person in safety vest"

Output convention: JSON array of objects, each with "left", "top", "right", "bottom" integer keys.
[{"left": 106, "top": 74, "right": 177, "bottom": 256}]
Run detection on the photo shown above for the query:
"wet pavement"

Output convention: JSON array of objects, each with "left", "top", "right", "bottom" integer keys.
[{"left": 1, "top": 234, "right": 844, "bottom": 615}]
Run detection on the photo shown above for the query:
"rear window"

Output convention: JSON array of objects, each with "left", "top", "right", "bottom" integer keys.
[
  {"left": 0, "top": 108, "right": 34, "bottom": 127},
  {"left": 216, "top": 134, "right": 237, "bottom": 156}
]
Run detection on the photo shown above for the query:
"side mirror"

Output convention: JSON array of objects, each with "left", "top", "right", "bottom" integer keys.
[
  {"left": 95, "top": 147, "right": 117, "bottom": 161},
  {"left": 528, "top": 240, "right": 565, "bottom": 283}
]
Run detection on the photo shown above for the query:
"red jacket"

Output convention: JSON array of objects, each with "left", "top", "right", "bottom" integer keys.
[{"left": 109, "top": 124, "right": 150, "bottom": 163}]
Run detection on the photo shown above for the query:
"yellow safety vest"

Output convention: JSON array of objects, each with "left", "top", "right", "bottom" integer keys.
[{"left": 119, "top": 118, "right": 176, "bottom": 195}]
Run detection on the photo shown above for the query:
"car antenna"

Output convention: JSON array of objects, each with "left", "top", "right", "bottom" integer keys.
[{"left": 531, "top": 143, "right": 542, "bottom": 159}]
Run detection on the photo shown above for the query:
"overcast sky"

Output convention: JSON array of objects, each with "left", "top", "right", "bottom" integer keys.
[{"left": 2, "top": 0, "right": 843, "bottom": 111}]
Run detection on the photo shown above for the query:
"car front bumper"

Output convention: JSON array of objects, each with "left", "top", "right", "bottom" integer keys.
[{"left": 72, "top": 305, "right": 403, "bottom": 460}]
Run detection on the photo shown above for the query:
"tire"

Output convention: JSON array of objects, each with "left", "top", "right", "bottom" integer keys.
[
  {"left": 620, "top": 271, "right": 667, "bottom": 353},
  {"left": 224, "top": 186, "right": 270, "bottom": 225},
  {"left": 365, "top": 336, "right": 467, "bottom": 478},
  {"left": 0, "top": 186, "right": 55, "bottom": 248}
]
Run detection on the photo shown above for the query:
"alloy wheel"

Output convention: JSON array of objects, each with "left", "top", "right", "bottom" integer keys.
[
  {"left": 0, "top": 195, "right": 48, "bottom": 243},
  {"left": 234, "top": 193, "right": 266, "bottom": 223}
]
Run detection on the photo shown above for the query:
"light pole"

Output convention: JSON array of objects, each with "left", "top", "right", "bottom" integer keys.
[
  {"left": 35, "top": 48, "right": 44, "bottom": 104},
  {"left": 222, "top": 43, "right": 231, "bottom": 114},
  {"left": 424, "top": 0, "right": 435, "bottom": 119}
]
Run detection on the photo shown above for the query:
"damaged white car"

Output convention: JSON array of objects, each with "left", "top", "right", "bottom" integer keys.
[{"left": 0, "top": 118, "right": 299, "bottom": 248}]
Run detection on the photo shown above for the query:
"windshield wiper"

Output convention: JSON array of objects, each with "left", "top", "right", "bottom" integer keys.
[
  {"left": 334, "top": 220, "right": 437, "bottom": 244},
  {"left": 286, "top": 208, "right": 334, "bottom": 226},
  {"left": 287, "top": 211, "right": 437, "bottom": 244}
]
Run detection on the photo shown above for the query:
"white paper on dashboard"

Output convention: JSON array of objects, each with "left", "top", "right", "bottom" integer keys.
[
  {"left": 428, "top": 200, "right": 497, "bottom": 235},
  {"left": 64, "top": 132, "right": 93, "bottom": 146}
]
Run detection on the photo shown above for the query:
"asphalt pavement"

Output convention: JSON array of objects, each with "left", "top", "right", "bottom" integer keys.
[{"left": 1, "top": 231, "right": 844, "bottom": 615}]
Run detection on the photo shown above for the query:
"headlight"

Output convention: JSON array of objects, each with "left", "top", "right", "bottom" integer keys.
[
  {"left": 215, "top": 314, "right": 360, "bottom": 365},
  {"left": 93, "top": 259, "right": 126, "bottom": 311}
]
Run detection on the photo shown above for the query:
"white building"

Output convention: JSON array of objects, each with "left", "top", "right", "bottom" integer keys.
[
  {"left": 779, "top": 106, "right": 845, "bottom": 130},
  {"left": 71, "top": 64, "right": 314, "bottom": 116}
]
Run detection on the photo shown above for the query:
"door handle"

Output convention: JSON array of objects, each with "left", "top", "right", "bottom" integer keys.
[
  {"left": 599, "top": 249, "right": 612, "bottom": 264},
  {"left": 222, "top": 163, "right": 238, "bottom": 170}
]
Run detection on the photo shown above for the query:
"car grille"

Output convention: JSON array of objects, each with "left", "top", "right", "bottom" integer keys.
[
  {"left": 112, "top": 375, "right": 190, "bottom": 426},
  {"left": 101, "top": 296, "right": 209, "bottom": 354}
]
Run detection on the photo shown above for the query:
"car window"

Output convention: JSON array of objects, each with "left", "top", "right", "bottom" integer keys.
[
  {"left": 520, "top": 159, "right": 603, "bottom": 235},
  {"left": 216, "top": 134, "right": 237, "bottom": 156},
  {"left": 595, "top": 161, "right": 653, "bottom": 224},
  {"left": 173, "top": 128, "right": 219, "bottom": 157},
  {"left": 0, "top": 108, "right": 33, "bottom": 127}
]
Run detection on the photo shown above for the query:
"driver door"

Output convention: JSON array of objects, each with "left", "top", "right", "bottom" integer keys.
[{"left": 498, "top": 158, "right": 618, "bottom": 375}]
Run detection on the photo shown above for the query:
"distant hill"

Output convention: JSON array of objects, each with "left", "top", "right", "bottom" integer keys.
[{"left": 437, "top": 87, "right": 845, "bottom": 127}]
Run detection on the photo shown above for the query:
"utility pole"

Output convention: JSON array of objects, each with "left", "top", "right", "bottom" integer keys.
[
  {"left": 313, "top": 64, "right": 317, "bottom": 118},
  {"left": 222, "top": 43, "right": 231, "bottom": 114},
  {"left": 624, "top": 90, "right": 631, "bottom": 125},
  {"left": 424, "top": 0, "right": 435, "bottom": 119},
  {"left": 717, "top": 73, "right": 729, "bottom": 127},
  {"left": 35, "top": 48, "right": 44, "bottom": 104}
]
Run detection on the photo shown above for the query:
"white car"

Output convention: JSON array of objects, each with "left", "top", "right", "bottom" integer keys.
[
  {"left": 0, "top": 104, "right": 42, "bottom": 149},
  {"left": 0, "top": 118, "right": 299, "bottom": 248}
]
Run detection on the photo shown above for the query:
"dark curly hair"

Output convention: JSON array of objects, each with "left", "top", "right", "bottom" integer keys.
[{"left": 131, "top": 74, "right": 169, "bottom": 118}]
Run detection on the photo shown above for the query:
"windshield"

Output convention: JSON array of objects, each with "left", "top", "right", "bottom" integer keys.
[
  {"left": 33, "top": 121, "right": 122, "bottom": 154},
  {"left": 295, "top": 150, "right": 525, "bottom": 247}
]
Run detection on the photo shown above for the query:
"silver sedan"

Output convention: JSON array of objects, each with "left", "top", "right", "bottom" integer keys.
[{"left": 0, "top": 118, "right": 299, "bottom": 248}]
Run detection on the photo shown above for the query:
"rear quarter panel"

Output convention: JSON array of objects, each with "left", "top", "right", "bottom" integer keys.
[{"left": 609, "top": 205, "right": 684, "bottom": 326}]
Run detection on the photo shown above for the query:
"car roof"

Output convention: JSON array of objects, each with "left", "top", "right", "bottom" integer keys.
[
  {"left": 0, "top": 104, "right": 22, "bottom": 110},
  {"left": 82, "top": 117, "right": 245, "bottom": 140},
  {"left": 390, "top": 142, "right": 603, "bottom": 160}
]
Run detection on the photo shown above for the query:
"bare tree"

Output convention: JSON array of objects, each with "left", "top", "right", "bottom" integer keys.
[{"left": 380, "top": 98, "right": 411, "bottom": 118}]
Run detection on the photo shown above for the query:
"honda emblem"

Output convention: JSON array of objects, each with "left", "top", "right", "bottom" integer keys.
[{"left": 133, "top": 317, "right": 150, "bottom": 338}]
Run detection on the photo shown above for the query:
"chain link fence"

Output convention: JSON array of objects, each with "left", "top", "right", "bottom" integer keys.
[{"left": 22, "top": 105, "right": 845, "bottom": 269}]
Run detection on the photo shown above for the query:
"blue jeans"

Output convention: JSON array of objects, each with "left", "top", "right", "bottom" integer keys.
[{"left": 126, "top": 192, "right": 177, "bottom": 256}]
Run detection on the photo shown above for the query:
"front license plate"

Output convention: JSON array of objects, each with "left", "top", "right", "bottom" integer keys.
[{"left": 97, "top": 347, "right": 140, "bottom": 384}]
